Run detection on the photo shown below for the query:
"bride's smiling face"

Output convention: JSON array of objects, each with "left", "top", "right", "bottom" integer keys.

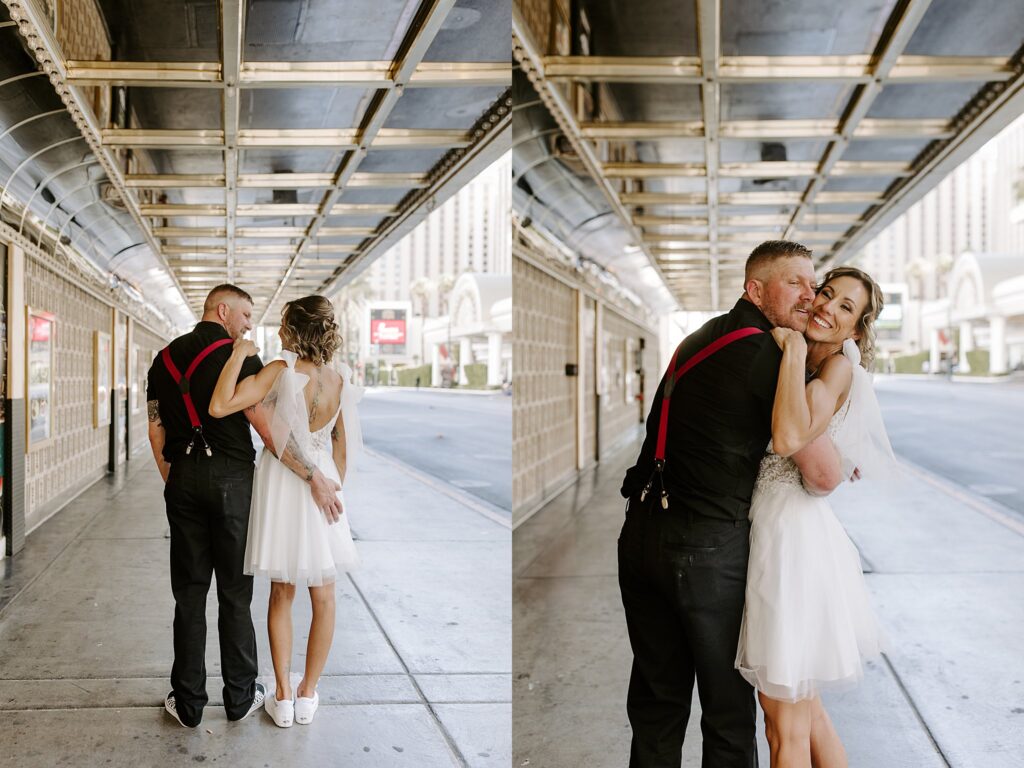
[{"left": 806, "top": 276, "right": 869, "bottom": 344}]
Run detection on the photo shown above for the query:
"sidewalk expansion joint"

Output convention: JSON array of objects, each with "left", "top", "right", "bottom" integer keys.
[
  {"left": 881, "top": 652, "right": 953, "bottom": 768},
  {"left": 346, "top": 572, "right": 468, "bottom": 768}
]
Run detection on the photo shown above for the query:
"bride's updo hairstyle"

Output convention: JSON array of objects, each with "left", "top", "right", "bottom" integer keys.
[
  {"left": 280, "top": 295, "right": 342, "bottom": 365},
  {"left": 818, "top": 266, "right": 884, "bottom": 371}
]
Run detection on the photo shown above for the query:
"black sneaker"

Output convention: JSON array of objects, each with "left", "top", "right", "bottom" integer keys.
[
  {"left": 165, "top": 692, "right": 198, "bottom": 728},
  {"left": 230, "top": 682, "right": 266, "bottom": 722}
]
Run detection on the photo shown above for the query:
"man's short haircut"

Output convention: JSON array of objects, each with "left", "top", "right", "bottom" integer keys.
[
  {"left": 744, "top": 240, "right": 813, "bottom": 282},
  {"left": 204, "top": 284, "right": 253, "bottom": 313}
]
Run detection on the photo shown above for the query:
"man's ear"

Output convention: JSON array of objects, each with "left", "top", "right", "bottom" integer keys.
[
  {"left": 217, "top": 301, "right": 230, "bottom": 323},
  {"left": 745, "top": 278, "right": 764, "bottom": 306}
]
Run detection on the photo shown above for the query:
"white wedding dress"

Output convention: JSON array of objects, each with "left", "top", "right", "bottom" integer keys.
[
  {"left": 244, "top": 351, "right": 362, "bottom": 586},
  {"left": 735, "top": 340, "right": 892, "bottom": 702}
]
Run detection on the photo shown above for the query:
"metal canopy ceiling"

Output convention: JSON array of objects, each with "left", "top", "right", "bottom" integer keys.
[
  {"left": 2, "top": 0, "right": 509, "bottom": 328},
  {"left": 513, "top": 0, "right": 1024, "bottom": 311}
]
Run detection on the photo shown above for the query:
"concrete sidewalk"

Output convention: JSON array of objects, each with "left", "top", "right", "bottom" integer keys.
[
  {"left": 0, "top": 449, "right": 510, "bottom": 767},
  {"left": 513, "top": 436, "right": 1024, "bottom": 767}
]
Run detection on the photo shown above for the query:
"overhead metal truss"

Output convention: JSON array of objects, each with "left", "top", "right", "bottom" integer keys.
[
  {"left": 7, "top": 0, "right": 510, "bottom": 319},
  {"left": 514, "top": 0, "right": 1024, "bottom": 310}
]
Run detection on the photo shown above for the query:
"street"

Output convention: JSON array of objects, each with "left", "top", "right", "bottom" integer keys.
[
  {"left": 875, "top": 375, "right": 1024, "bottom": 516},
  {"left": 358, "top": 388, "right": 512, "bottom": 513}
]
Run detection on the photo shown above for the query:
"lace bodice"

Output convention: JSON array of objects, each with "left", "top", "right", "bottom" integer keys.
[{"left": 755, "top": 398, "right": 851, "bottom": 491}]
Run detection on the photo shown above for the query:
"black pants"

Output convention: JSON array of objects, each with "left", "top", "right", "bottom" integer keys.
[
  {"left": 618, "top": 495, "right": 757, "bottom": 768},
  {"left": 164, "top": 452, "right": 257, "bottom": 725}
]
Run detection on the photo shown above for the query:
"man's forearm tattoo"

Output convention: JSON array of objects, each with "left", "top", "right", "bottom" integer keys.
[{"left": 147, "top": 400, "right": 161, "bottom": 425}]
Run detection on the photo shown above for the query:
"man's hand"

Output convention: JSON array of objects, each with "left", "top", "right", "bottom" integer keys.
[{"left": 310, "top": 469, "right": 343, "bottom": 524}]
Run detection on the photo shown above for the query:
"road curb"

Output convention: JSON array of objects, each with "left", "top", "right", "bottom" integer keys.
[
  {"left": 896, "top": 457, "right": 1024, "bottom": 539},
  {"left": 364, "top": 446, "right": 511, "bottom": 529},
  {"left": 363, "top": 386, "right": 505, "bottom": 397}
]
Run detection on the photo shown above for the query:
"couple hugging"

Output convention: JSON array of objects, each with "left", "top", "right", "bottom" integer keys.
[
  {"left": 146, "top": 285, "right": 362, "bottom": 730},
  {"left": 619, "top": 240, "right": 895, "bottom": 768}
]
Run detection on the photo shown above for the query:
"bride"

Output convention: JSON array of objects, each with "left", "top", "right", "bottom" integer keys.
[
  {"left": 735, "top": 266, "right": 895, "bottom": 767},
  {"left": 209, "top": 294, "right": 362, "bottom": 728}
]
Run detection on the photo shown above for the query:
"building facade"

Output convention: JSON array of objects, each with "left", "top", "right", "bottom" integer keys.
[
  {"left": 854, "top": 113, "right": 1024, "bottom": 373},
  {"left": 334, "top": 152, "right": 513, "bottom": 386}
]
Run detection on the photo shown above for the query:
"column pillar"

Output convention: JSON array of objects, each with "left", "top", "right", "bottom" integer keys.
[
  {"left": 486, "top": 332, "right": 502, "bottom": 386},
  {"left": 431, "top": 344, "right": 441, "bottom": 387},
  {"left": 990, "top": 316, "right": 1008, "bottom": 374},
  {"left": 458, "top": 337, "right": 472, "bottom": 385},
  {"left": 3, "top": 243, "right": 26, "bottom": 556},
  {"left": 929, "top": 328, "right": 941, "bottom": 374},
  {"left": 958, "top": 321, "right": 973, "bottom": 373}
]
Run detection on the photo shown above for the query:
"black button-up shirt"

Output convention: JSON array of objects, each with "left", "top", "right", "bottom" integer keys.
[
  {"left": 621, "top": 299, "right": 782, "bottom": 521},
  {"left": 146, "top": 321, "right": 264, "bottom": 463}
]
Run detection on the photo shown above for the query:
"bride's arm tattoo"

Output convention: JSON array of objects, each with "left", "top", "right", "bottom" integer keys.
[
  {"left": 277, "top": 435, "right": 316, "bottom": 481},
  {"left": 244, "top": 402, "right": 314, "bottom": 481}
]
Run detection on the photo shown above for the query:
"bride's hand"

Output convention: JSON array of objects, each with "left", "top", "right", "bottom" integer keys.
[
  {"left": 233, "top": 338, "right": 259, "bottom": 357},
  {"left": 771, "top": 327, "right": 806, "bottom": 353}
]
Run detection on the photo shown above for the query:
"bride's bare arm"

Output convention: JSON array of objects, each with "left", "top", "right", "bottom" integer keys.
[
  {"left": 209, "top": 340, "right": 285, "bottom": 417},
  {"left": 770, "top": 329, "right": 853, "bottom": 457},
  {"left": 791, "top": 433, "right": 843, "bottom": 496},
  {"left": 330, "top": 392, "right": 348, "bottom": 486}
]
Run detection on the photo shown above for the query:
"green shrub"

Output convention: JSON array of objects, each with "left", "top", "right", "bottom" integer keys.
[
  {"left": 464, "top": 363, "right": 488, "bottom": 387},
  {"left": 965, "top": 349, "right": 990, "bottom": 375},
  {"left": 396, "top": 364, "right": 432, "bottom": 387},
  {"left": 893, "top": 351, "right": 929, "bottom": 374}
]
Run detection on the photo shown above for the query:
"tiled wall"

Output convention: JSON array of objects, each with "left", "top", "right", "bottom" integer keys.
[
  {"left": 24, "top": 258, "right": 166, "bottom": 528},
  {"left": 581, "top": 295, "right": 596, "bottom": 465},
  {"left": 131, "top": 325, "right": 163, "bottom": 457},
  {"left": 599, "top": 309, "right": 660, "bottom": 458},
  {"left": 512, "top": 251, "right": 661, "bottom": 523},
  {"left": 516, "top": 0, "right": 570, "bottom": 55},
  {"left": 512, "top": 256, "right": 577, "bottom": 520},
  {"left": 57, "top": 0, "right": 111, "bottom": 127}
]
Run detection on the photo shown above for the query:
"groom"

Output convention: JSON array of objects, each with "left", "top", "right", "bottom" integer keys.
[
  {"left": 618, "top": 241, "right": 845, "bottom": 767},
  {"left": 147, "top": 284, "right": 344, "bottom": 727}
]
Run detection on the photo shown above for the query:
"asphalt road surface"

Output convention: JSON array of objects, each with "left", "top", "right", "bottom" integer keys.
[
  {"left": 875, "top": 375, "right": 1024, "bottom": 517},
  {"left": 358, "top": 388, "right": 512, "bottom": 513}
]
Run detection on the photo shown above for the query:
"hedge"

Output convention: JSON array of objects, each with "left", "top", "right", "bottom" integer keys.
[
  {"left": 396, "top": 364, "right": 432, "bottom": 387},
  {"left": 464, "top": 362, "right": 488, "bottom": 387},
  {"left": 893, "top": 351, "right": 929, "bottom": 374},
  {"left": 965, "top": 349, "right": 990, "bottom": 375}
]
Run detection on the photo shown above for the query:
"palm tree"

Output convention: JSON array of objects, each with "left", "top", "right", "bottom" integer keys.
[
  {"left": 410, "top": 277, "right": 434, "bottom": 317},
  {"left": 437, "top": 273, "right": 456, "bottom": 315},
  {"left": 336, "top": 275, "right": 375, "bottom": 368}
]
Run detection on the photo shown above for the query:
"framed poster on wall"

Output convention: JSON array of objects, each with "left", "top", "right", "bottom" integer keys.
[
  {"left": 94, "top": 330, "right": 111, "bottom": 427},
  {"left": 26, "top": 308, "right": 55, "bottom": 451}
]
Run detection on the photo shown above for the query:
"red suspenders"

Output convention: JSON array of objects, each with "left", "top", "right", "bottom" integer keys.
[
  {"left": 641, "top": 326, "right": 765, "bottom": 509},
  {"left": 160, "top": 338, "right": 234, "bottom": 457}
]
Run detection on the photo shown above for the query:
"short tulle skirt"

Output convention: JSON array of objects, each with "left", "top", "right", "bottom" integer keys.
[
  {"left": 735, "top": 481, "right": 886, "bottom": 702},
  {"left": 244, "top": 448, "right": 360, "bottom": 586}
]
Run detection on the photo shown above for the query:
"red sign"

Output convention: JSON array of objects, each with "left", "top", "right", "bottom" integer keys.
[{"left": 371, "top": 319, "right": 406, "bottom": 345}]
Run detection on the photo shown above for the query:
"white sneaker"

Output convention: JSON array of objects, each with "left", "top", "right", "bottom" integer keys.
[
  {"left": 265, "top": 690, "right": 294, "bottom": 728},
  {"left": 295, "top": 690, "right": 319, "bottom": 725},
  {"left": 164, "top": 692, "right": 198, "bottom": 728}
]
